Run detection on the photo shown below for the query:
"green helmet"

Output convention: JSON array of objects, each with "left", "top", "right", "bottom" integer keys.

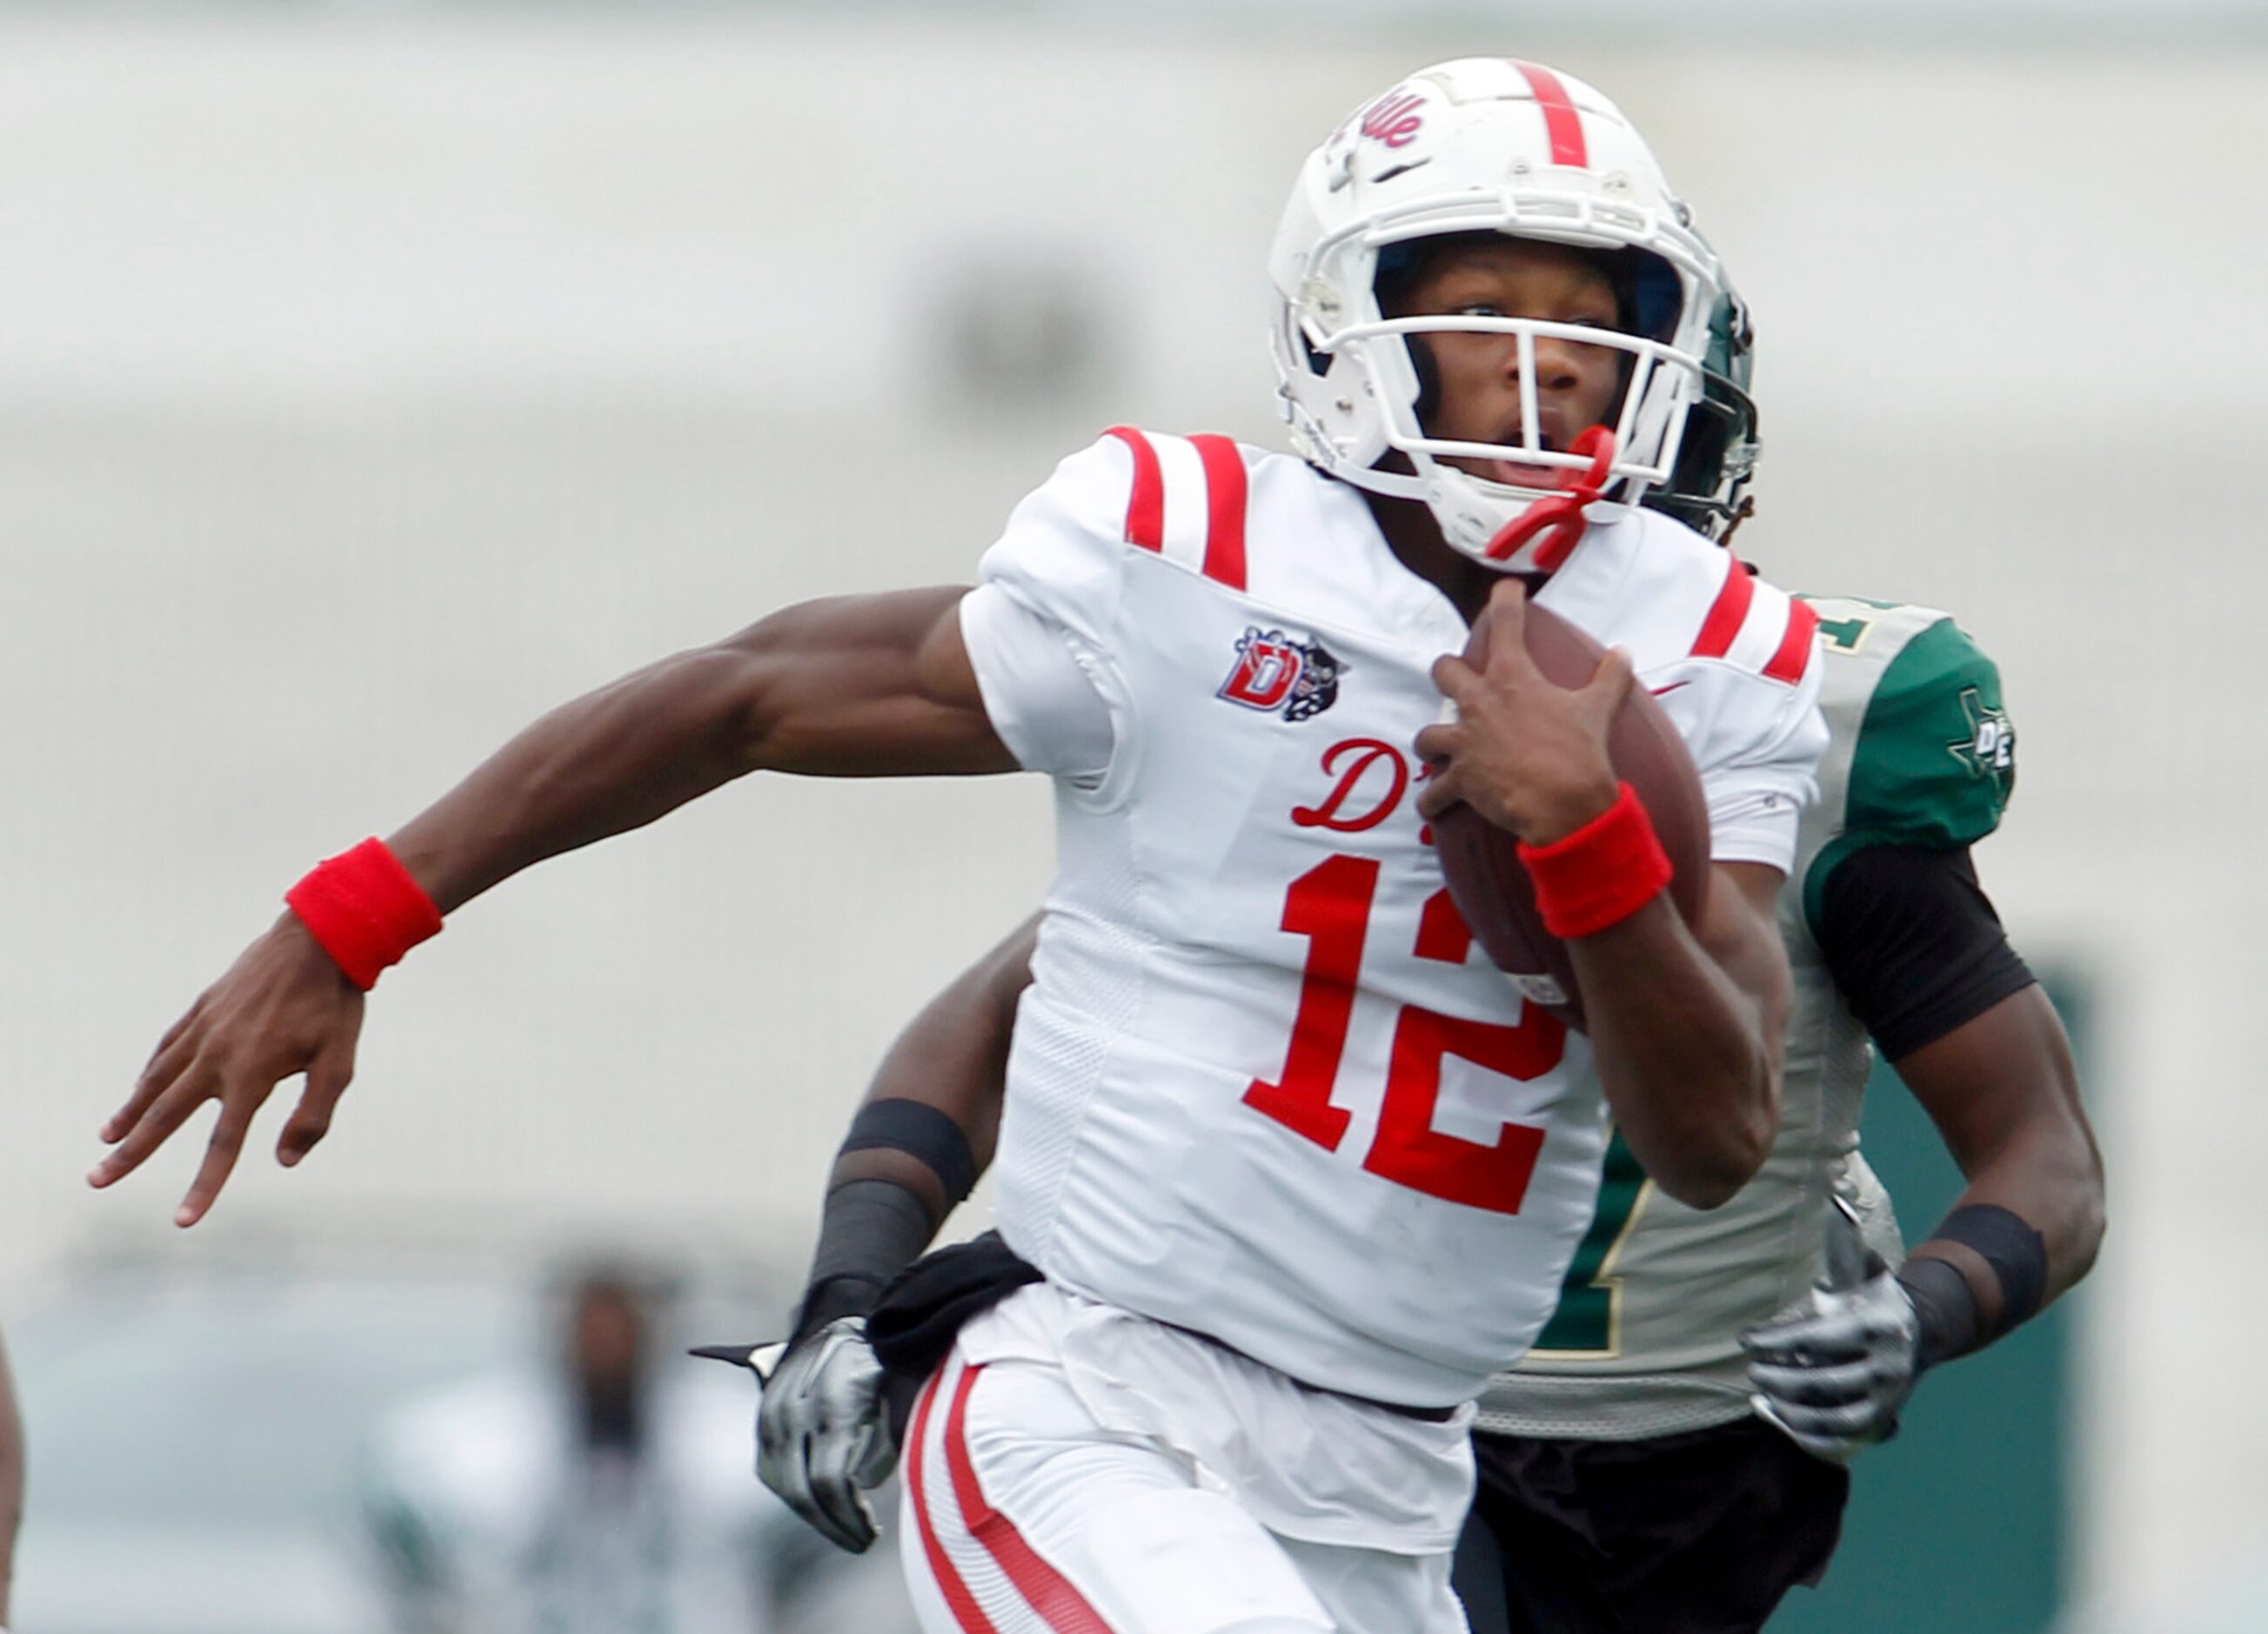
[{"left": 1642, "top": 282, "right": 1758, "bottom": 544}]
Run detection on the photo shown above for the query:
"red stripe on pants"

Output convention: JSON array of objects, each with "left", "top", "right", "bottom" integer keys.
[
  {"left": 907, "top": 1363, "right": 1000, "bottom": 1633},
  {"left": 944, "top": 1363, "right": 1118, "bottom": 1633}
]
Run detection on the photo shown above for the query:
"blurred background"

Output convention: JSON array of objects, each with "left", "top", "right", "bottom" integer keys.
[{"left": 2, "top": 1, "right": 2262, "bottom": 1629}]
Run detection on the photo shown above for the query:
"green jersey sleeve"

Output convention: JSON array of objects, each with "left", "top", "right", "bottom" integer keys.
[{"left": 1803, "top": 611, "right": 2016, "bottom": 934}]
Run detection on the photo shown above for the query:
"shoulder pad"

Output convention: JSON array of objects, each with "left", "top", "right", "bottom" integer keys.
[
  {"left": 1834, "top": 603, "right": 2016, "bottom": 849},
  {"left": 1097, "top": 426, "right": 1252, "bottom": 590},
  {"left": 1686, "top": 550, "right": 1819, "bottom": 689}
]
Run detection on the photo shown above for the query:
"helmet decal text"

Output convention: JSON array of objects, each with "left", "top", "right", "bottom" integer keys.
[{"left": 1359, "top": 90, "right": 1427, "bottom": 150}]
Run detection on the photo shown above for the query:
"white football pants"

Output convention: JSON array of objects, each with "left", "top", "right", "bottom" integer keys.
[{"left": 898, "top": 1348, "right": 1469, "bottom": 1634}]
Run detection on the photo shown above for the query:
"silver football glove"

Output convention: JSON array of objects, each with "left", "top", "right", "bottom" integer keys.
[
  {"left": 747, "top": 1317, "right": 899, "bottom": 1553},
  {"left": 1742, "top": 1195, "right": 1920, "bottom": 1465}
]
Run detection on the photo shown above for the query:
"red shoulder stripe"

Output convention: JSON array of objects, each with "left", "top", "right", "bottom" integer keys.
[
  {"left": 1189, "top": 433, "right": 1249, "bottom": 591},
  {"left": 1691, "top": 556, "right": 1755, "bottom": 659},
  {"left": 1102, "top": 425, "right": 1164, "bottom": 552},
  {"left": 906, "top": 1364, "right": 999, "bottom": 1633},
  {"left": 945, "top": 1363, "right": 1117, "bottom": 1632},
  {"left": 1763, "top": 597, "right": 1821, "bottom": 685},
  {"left": 1512, "top": 62, "right": 1589, "bottom": 168}
]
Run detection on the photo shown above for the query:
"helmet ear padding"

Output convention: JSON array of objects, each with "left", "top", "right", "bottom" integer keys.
[{"left": 1641, "top": 281, "right": 1760, "bottom": 542}]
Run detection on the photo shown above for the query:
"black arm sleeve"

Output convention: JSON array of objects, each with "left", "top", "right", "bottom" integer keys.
[{"left": 1814, "top": 844, "right": 2036, "bottom": 1061}]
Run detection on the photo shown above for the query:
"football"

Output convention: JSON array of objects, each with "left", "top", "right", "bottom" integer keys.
[{"left": 1431, "top": 599, "right": 1711, "bottom": 1033}]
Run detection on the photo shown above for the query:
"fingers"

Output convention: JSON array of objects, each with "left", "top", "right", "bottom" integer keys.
[
  {"left": 754, "top": 1323, "right": 889, "bottom": 1554},
  {"left": 1583, "top": 646, "right": 1637, "bottom": 717},
  {"left": 1740, "top": 1319, "right": 1870, "bottom": 1368},
  {"left": 1484, "top": 575, "right": 1530, "bottom": 643},
  {"left": 1429, "top": 653, "right": 1481, "bottom": 709},
  {"left": 762, "top": 1422, "right": 875, "bottom": 1554},
  {"left": 755, "top": 1410, "right": 826, "bottom": 1541},
  {"left": 104, "top": 1007, "right": 204, "bottom": 1144},
  {"left": 1759, "top": 1392, "right": 1890, "bottom": 1443},
  {"left": 1415, "top": 765, "right": 1462, "bottom": 822},
  {"left": 87, "top": 1067, "right": 220, "bottom": 1190},
  {"left": 278, "top": 1038, "right": 358, "bottom": 1168},
  {"left": 1746, "top": 1356, "right": 1878, "bottom": 1408},
  {"left": 854, "top": 1409, "right": 902, "bottom": 1489},
  {"left": 1468, "top": 580, "right": 1542, "bottom": 683},
  {"left": 806, "top": 1422, "right": 881, "bottom": 1552},
  {"left": 177, "top": 1102, "right": 254, "bottom": 1228},
  {"left": 1750, "top": 1394, "right": 1872, "bottom": 1466}
]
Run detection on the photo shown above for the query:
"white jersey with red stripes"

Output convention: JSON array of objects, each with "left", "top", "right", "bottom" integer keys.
[{"left": 958, "top": 428, "right": 1826, "bottom": 1410}]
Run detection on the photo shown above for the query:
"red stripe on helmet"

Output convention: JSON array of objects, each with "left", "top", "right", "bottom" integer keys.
[
  {"left": 1511, "top": 62, "right": 1588, "bottom": 168},
  {"left": 1102, "top": 426, "right": 1165, "bottom": 552},
  {"left": 1763, "top": 597, "right": 1821, "bottom": 685},
  {"left": 906, "top": 1363, "right": 1000, "bottom": 1633},
  {"left": 1189, "top": 433, "right": 1250, "bottom": 591},
  {"left": 945, "top": 1364, "right": 1117, "bottom": 1633},
  {"left": 1692, "top": 556, "right": 1756, "bottom": 659}
]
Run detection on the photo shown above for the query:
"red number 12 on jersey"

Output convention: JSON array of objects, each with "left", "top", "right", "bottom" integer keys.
[{"left": 1243, "top": 854, "right": 1568, "bottom": 1215}]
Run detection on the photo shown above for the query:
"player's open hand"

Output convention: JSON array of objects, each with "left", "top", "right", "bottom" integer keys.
[
  {"left": 1416, "top": 578, "right": 1629, "bottom": 844},
  {"left": 90, "top": 916, "right": 365, "bottom": 1227}
]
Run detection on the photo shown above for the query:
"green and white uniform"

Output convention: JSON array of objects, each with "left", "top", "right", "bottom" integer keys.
[{"left": 1476, "top": 596, "right": 2018, "bottom": 1439}]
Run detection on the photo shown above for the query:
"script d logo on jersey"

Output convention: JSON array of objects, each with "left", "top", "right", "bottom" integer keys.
[{"left": 1218, "top": 628, "right": 1345, "bottom": 722}]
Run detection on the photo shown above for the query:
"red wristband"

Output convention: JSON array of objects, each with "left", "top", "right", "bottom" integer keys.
[
  {"left": 1515, "top": 782, "right": 1676, "bottom": 940},
  {"left": 284, "top": 838, "right": 445, "bottom": 990}
]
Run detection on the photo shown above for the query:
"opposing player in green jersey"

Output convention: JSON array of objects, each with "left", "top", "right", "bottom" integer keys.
[
  {"left": 1455, "top": 597, "right": 2096, "bottom": 1631},
  {"left": 1441, "top": 290, "right": 2102, "bottom": 1633},
  {"left": 736, "top": 288, "right": 2104, "bottom": 1631}
]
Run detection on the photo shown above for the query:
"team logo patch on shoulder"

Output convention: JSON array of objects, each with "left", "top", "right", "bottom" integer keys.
[
  {"left": 1950, "top": 686, "right": 2017, "bottom": 797},
  {"left": 1218, "top": 627, "right": 1345, "bottom": 721}
]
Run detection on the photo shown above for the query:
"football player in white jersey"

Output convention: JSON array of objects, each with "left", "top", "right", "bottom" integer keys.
[
  {"left": 93, "top": 62, "right": 1827, "bottom": 1632},
  {"left": 750, "top": 277, "right": 2103, "bottom": 1631}
]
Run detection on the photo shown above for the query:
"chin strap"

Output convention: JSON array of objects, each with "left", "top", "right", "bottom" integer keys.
[{"left": 1483, "top": 425, "right": 1617, "bottom": 572}]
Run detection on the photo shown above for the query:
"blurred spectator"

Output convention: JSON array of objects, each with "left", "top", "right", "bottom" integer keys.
[
  {"left": 1, "top": 1323, "right": 21, "bottom": 1632},
  {"left": 360, "top": 1264, "right": 806, "bottom": 1634}
]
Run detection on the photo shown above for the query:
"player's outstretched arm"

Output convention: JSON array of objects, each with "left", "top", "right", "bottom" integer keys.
[
  {"left": 1418, "top": 579, "right": 1782, "bottom": 1209},
  {"left": 92, "top": 586, "right": 1017, "bottom": 1227},
  {"left": 752, "top": 914, "right": 1033, "bottom": 1552}
]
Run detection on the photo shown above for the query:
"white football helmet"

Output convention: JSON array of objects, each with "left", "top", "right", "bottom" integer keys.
[{"left": 1269, "top": 58, "right": 1727, "bottom": 571}]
